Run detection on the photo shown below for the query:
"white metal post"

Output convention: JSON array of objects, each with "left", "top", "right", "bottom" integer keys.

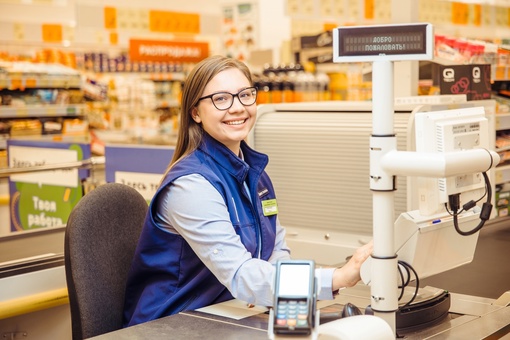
[{"left": 369, "top": 60, "right": 399, "bottom": 334}]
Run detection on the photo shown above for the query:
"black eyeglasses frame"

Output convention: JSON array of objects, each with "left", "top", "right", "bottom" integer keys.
[{"left": 197, "top": 86, "right": 258, "bottom": 111}]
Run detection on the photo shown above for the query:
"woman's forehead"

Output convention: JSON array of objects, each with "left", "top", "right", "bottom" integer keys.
[{"left": 204, "top": 68, "right": 251, "bottom": 93}]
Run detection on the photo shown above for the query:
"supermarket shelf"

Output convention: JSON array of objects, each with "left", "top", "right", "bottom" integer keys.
[
  {"left": 0, "top": 104, "right": 86, "bottom": 118},
  {"left": 146, "top": 72, "right": 185, "bottom": 82},
  {"left": 495, "top": 163, "right": 510, "bottom": 185},
  {"left": 89, "top": 71, "right": 185, "bottom": 82},
  {"left": 496, "top": 145, "right": 510, "bottom": 152},
  {"left": 0, "top": 75, "right": 82, "bottom": 90},
  {"left": 495, "top": 113, "right": 510, "bottom": 130}
]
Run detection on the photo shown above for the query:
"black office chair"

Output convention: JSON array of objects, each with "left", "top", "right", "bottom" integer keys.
[{"left": 64, "top": 183, "right": 148, "bottom": 340}]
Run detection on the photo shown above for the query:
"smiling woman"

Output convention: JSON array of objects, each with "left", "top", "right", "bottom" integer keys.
[{"left": 122, "top": 55, "right": 373, "bottom": 328}]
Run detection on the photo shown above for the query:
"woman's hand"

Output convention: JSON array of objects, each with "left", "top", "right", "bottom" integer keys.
[{"left": 332, "top": 240, "right": 373, "bottom": 291}]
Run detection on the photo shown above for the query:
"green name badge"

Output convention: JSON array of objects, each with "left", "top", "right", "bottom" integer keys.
[{"left": 262, "top": 199, "right": 278, "bottom": 216}]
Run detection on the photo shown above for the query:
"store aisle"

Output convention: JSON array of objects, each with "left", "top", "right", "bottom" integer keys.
[{"left": 420, "top": 218, "right": 510, "bottom": 300}]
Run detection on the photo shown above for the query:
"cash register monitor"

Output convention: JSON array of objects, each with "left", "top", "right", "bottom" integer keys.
[
  {"left": 250, "top": 101, "right": 494, "bottom": 279},
  {"left": 362, "top": 106, "right": 492, "bottom": 286},
  {"left": 393, "top": 106, "right": 492, "bottom": 281}
]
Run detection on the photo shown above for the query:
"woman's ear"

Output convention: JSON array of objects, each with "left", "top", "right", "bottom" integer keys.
[{"left": 191, "top": 108, "right": 201, "bottom": 123}]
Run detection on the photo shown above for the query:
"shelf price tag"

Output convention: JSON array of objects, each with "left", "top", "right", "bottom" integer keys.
[
  {"left": 149, "top": 10, "right": 200, "bottom": 34},
  {"left": 13, "top": 23, "right": 25, "bottom": 41},
  {"left": 10, "top": 78, "right": 23, "bottom": 90},
  {"left": 38, "top": 77, "right": 49, "bottom": 88},
  {"left": 110, "top": 32, "right": 118, "bottom": 45},
  {"left": 364, "top": 0, "right": 374, "bottom": 20},
  {"left": 47, "top": 107, "right": 57, "bottom": 116},
  {"left": 63, "top": 120, "right": 88, "bottom": 136},
  {"left": 496, "top": 171, "right": 503, "bottom": 184},
  {"left": 16, "top": 108, "right": 28, "bottom": 117},
  {"left": 104, "top": 7, "right": 117, "bottom": 29},
  {"left": 42, "top": 24, "right": 63, "bottom": 43},
  {"left": 473, "top": 4, "right": 481, "bottom": 26},
  {"left": 25, "top": 78, "right": 37, "bottom": 88},
  {"left": 451, "top": 2, "right": 469, "bottom": 25}
]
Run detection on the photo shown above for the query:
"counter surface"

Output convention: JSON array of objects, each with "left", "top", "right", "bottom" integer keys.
[{"left": 90, "top": 285, "right": 510, "bottom": 340}]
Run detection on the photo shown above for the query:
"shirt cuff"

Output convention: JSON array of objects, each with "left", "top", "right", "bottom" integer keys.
[{"left": 317, "top": 267, "right": 336, "bottom": 300}]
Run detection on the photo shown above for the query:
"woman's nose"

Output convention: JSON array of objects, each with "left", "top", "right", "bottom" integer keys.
[{"left": 229, "top": 95, "right": 244, "bottom": 111}]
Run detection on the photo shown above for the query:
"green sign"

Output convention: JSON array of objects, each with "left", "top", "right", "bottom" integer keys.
[{"left": 8, "top": 140, "right": 90, "bottom": 232}]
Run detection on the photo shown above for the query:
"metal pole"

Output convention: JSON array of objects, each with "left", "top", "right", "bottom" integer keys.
[{"left": 369, "top": 60, "right": 399, "bottom": 334}]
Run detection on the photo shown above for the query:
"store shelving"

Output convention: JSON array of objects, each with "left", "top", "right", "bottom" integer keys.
[
  {"left": 0, "top": 104, "right": 85, "bottom": 118},
  {"left": 0, "top": 62, "right": 82, "bottom": 89},
  {"left": 494, "top": 111, "right": 510, "bottom": 185},
  {"left": 0, "top": 74, "right": 82, "bottom": 90},
  {"left": 489, "top": 93, "right": 510, "bottom": 217},
  {"left": 0, "top": 62, "right": 87, "bottom": 150}
]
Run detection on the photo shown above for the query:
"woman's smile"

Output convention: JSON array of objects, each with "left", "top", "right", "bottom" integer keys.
[{"left": 224, "top": 118, "right": 248, "bottom": 126}]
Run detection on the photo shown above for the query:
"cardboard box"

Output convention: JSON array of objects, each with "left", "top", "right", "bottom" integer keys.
[
  {"left": 432, "top": 63, "right": 492, "bottom": 101},
  {"left": 292, "top": 31, "right": 333, "bottom": 64},
  {"left": 291, "top": 31, "right": 333, "bottom": 51}
]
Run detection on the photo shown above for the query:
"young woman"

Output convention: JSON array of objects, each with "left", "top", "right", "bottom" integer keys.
[{"left": 123, "top": 55, "right": 372, "bottom": 327}]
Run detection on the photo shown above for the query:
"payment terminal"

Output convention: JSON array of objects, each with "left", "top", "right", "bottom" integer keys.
[{"left": 271, "top": 259, "right": 317, "bottom": 337}]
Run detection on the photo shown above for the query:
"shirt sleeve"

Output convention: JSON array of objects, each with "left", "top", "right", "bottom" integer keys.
[
  {"left": 268, "top": 217, "right": 291, "bottom": 264},
  {"left": 154, "top": 174, "right": 335, "bottom": 306}
]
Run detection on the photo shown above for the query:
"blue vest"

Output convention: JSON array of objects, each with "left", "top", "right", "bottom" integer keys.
[{"left": 123, "top": 133, "right": 277, "bottom": 327}]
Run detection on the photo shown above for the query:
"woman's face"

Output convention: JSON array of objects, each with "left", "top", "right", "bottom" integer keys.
[{"left": 193, "top": 68, "right": 256, "bottom": 155}]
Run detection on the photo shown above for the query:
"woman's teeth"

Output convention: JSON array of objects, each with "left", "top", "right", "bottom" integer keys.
[{"left": 226, "top": 119, "right": 245, "bottom": 125}]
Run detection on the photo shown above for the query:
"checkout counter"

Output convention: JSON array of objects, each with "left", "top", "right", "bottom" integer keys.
[
  {"left": 87, "top": 285, "right": 510, "bottom": 339},
  {"left": 87, "top": 100, "right": 510, "bottom": 339}
]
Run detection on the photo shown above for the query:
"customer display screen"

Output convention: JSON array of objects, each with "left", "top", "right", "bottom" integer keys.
[{"left": 333, "top": 23, "right": 432, "bottom": 62}]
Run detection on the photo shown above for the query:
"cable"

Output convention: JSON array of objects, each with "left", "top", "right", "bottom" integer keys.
[
  {"left": 446, "top": 171, "right": 493, "bottom": 236},
  {"left": 457, "top": 178, "right": 488, "bottom": 214},
  {"left": 397, "top": 265, "right": 406, "bottom": 301},
  {"left": 397, "top": 262, "right": 412, "bottom": 301},
  {"left": 396, "top": 260, "right": 420, "bottom": 309}
]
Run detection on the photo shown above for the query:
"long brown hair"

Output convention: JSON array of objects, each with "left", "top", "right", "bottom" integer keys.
[{"left": 163, "top": 55, "right": 253, "bottom": 176}]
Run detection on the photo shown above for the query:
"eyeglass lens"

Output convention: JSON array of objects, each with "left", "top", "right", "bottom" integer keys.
[{"left": 212, "top": 88, "right": 257, "bottom": 110}]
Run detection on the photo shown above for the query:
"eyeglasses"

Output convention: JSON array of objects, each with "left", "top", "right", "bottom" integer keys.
[{"left": 197, "top": 87, "right": 258, "bottom": 111}]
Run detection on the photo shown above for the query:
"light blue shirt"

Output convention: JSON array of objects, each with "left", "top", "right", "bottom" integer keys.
[{"left": 154, "top": 173, "right": 335, "bottom": 306}]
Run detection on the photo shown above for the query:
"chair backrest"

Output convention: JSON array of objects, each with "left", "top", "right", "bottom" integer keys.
[{"left": 64, "top": 183, "right": 148, "bottom": 340}]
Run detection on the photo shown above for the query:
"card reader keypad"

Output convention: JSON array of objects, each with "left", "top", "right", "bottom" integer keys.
[{"left": 276, "top": 300, "right": 309, "bottom": 327}]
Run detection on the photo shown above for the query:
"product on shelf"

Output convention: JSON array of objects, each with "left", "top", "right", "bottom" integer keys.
[
  {"left": 0, "top": 60, "right": 88, "bottom": 149},
  {"left": 253, "top": 63, "right": 331, "bottom": 104}
]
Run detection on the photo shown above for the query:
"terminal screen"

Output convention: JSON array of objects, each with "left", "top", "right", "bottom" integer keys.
[
  {"left": 277, "top": 263, "right": 311, "bottom": 297},
  {"left": 336, "top": 24, "right": 428, "bottom": 57}
]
